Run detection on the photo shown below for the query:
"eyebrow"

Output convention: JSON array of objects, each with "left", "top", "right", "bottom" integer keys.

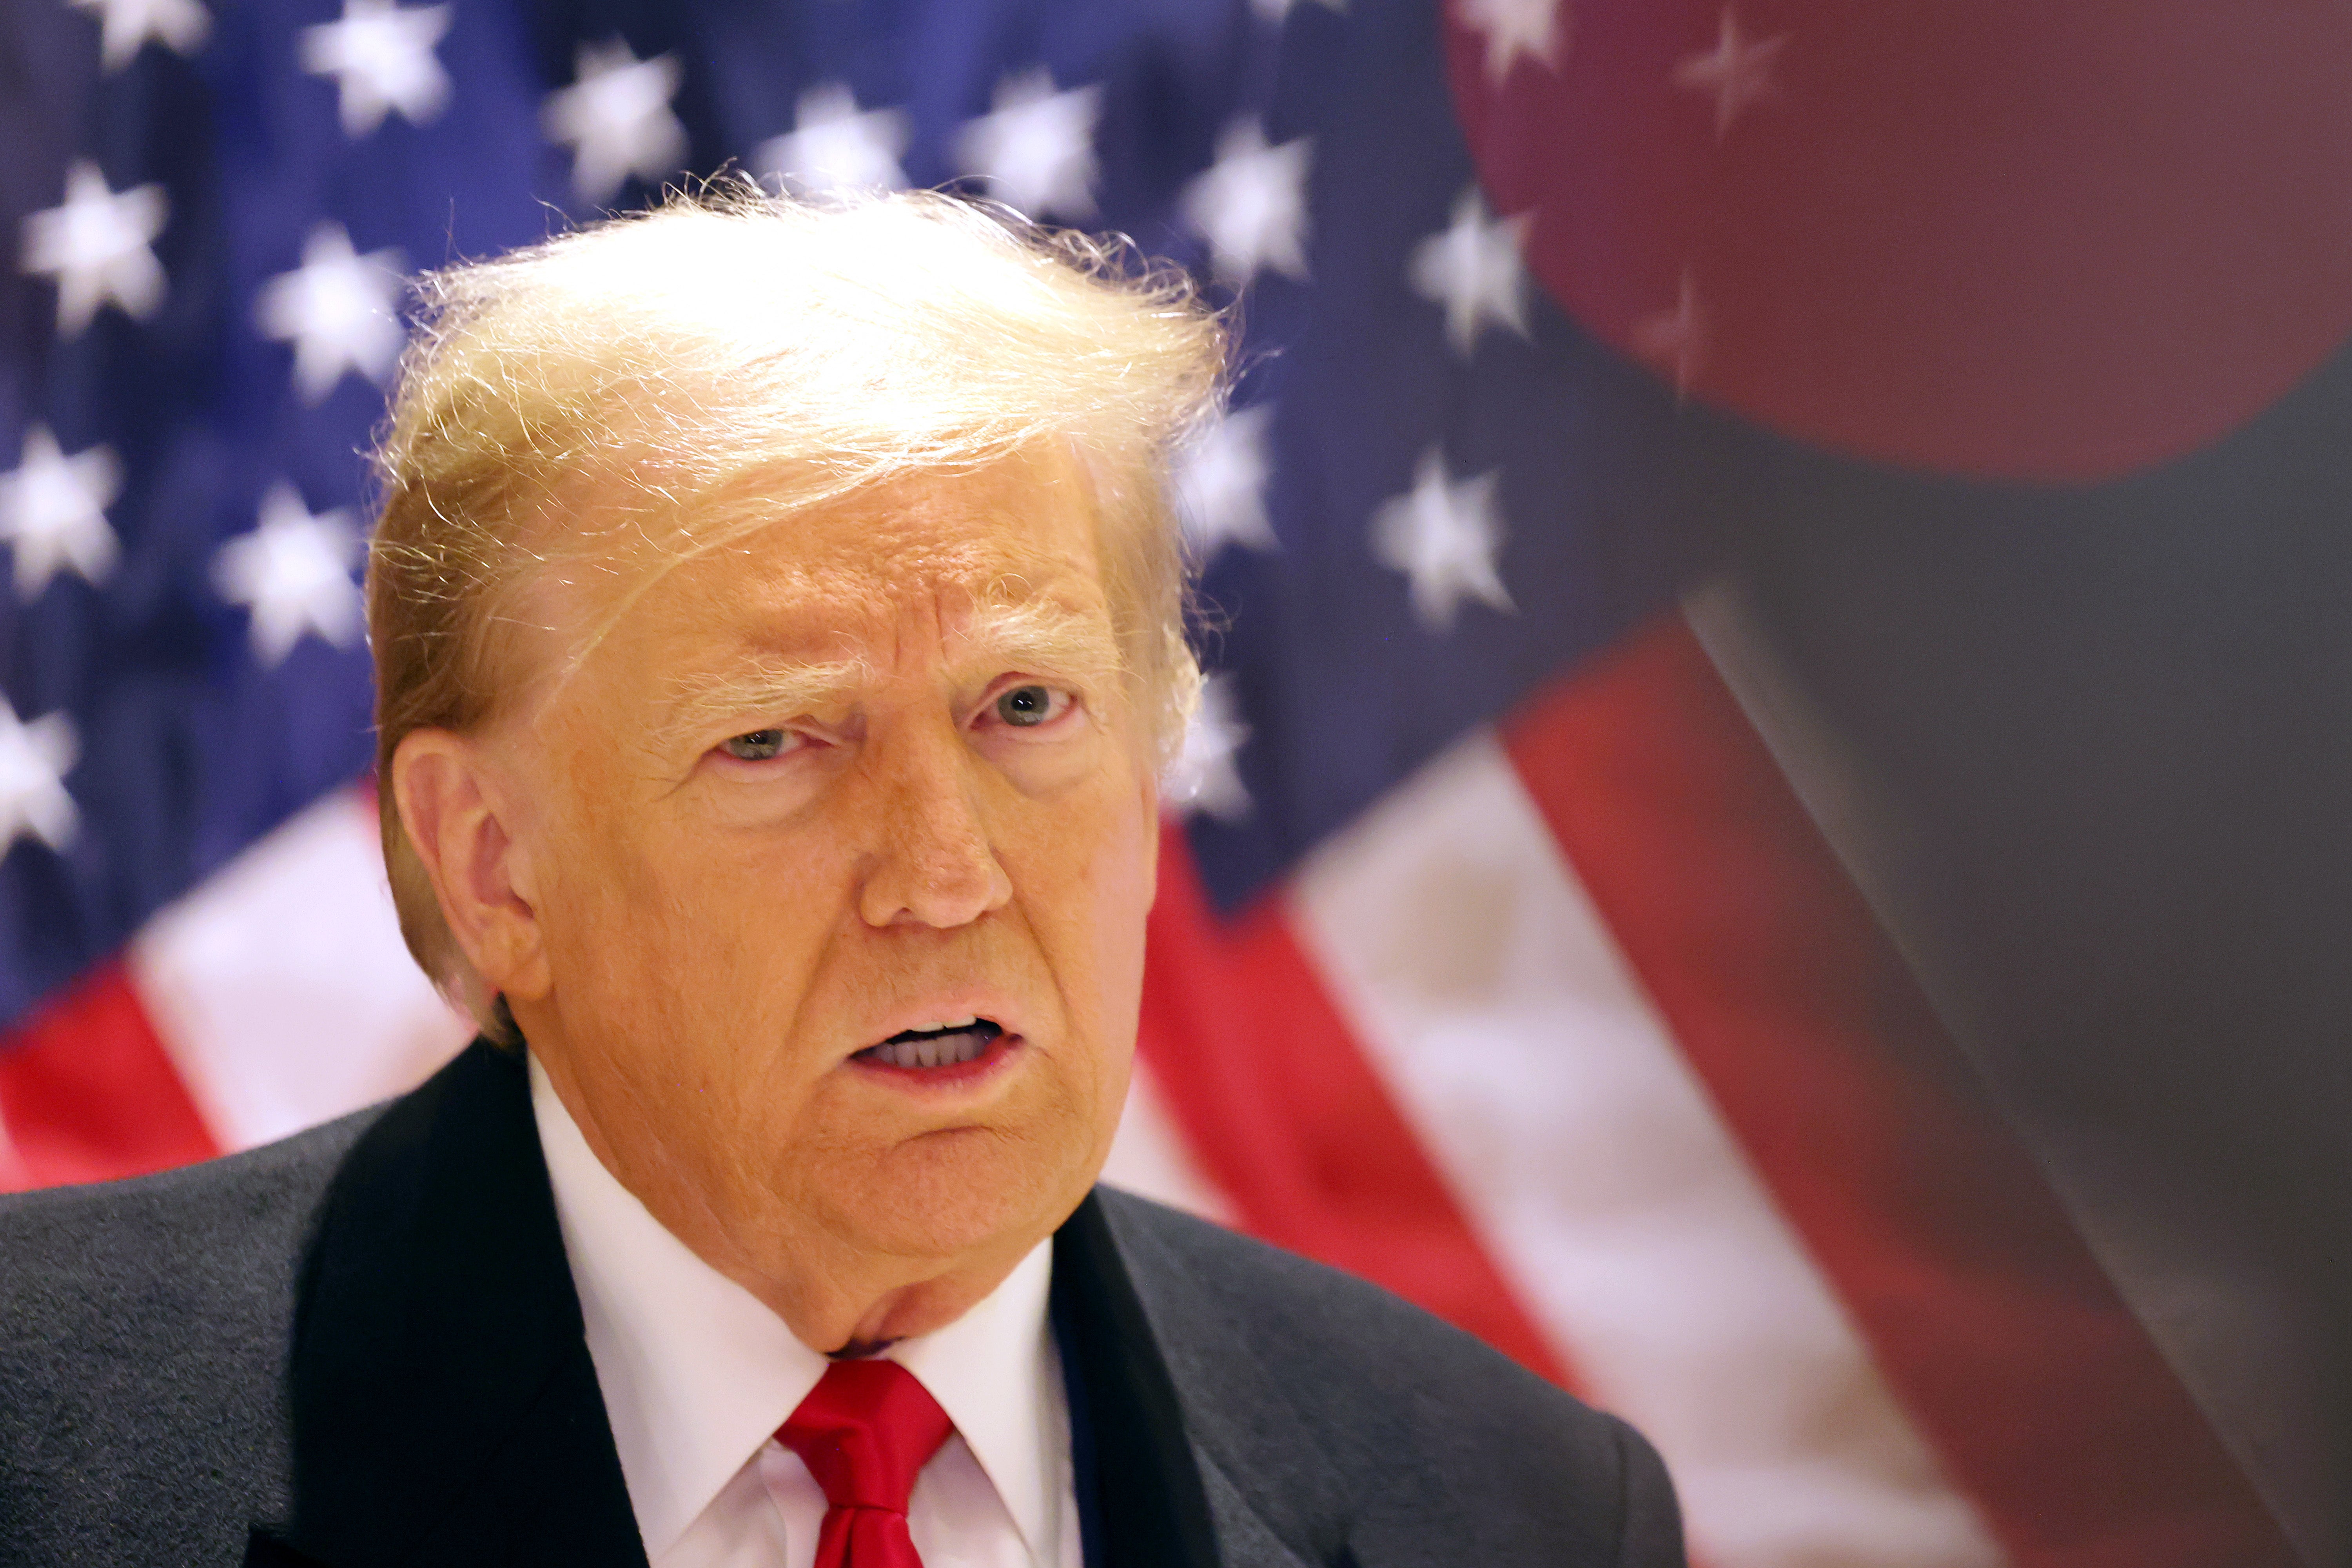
[
  {"left": 658, "top": 655, "right": 871, "bottom": 752},
  {"left": 655, "top": 600, "right": 1125, "bottom": 753},
  {"left": 952, "top": 596, "right": 1125, "bottom": 685}
]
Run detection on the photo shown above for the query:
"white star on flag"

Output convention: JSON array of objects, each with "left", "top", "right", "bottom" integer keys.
[
  {"left": 1180, "top": 119, "right": 1313, "bottom": 288},
  {"left": 1249, "top": 0, "right": 1346, "bottom": 29},
  {"left": 1454, "top": 0, "right": 1568, "bottom": 84},
  {"left": 68, "top": 0, "right": 211, "bottom": 73},
  {"left": 212, "top": 483, "right": 365, "bottom": 667},
  {"left": 0, "top": 700, "right": 80, "bottom": 856},
  {"left": 0, "top": 428, "right": 122, "bottom": 600},
  {"left": 1371, "top": 446, "right": 1515, "bottom": 632},
  {"left": 955, "top": 69, "right": 1102, "bottom": 220},
  {"left": 758, "top": 84, "right": 910, "bottom": 196},
  {"left": 1632, "top": 267, "right": 1704, "bottom": 395},
  {"left": 1409, "top": 187, "right": 1532, "bottom": 358},
  {"left": 19, "top": 160, "right": 169, "bottom": 339},
  {"left": 1672, "top": 7, "right": 1787, "bottom": 139},
  {"left": 1176, "top": 403, "right": 1279, "bottom": 558},
  {"left": 1167, "top": 673, "right": 1252, "bottom": 823},
  {"left": 254, "top": 223, "right": 407, "bottom": 405},
  {"left": 541, "top": 40, "right": 689, "bottom": 207},
  {"left": 298, "top": 0, "right": 453, "bottom": 139}
]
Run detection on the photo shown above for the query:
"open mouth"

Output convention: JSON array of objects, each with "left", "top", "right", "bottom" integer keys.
[{"left": 853, "top": 1016, "right": 1007, "bottom": 1071}]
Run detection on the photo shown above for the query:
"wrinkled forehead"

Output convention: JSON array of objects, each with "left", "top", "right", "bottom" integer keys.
[{"left": 505, "top": 443, "right": 1115, "bottom": 703}]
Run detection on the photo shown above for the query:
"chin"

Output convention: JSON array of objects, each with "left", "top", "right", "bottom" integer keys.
[{"left": 835, "top": 1125, "right": 1094, "bottom": 1265}]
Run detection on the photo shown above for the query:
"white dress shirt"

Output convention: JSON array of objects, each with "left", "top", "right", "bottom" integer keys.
[{"left": 529, "top": 1054, "right": 1084, "bottom": 1568}]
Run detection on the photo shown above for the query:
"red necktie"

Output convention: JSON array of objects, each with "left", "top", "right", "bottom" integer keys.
[{"left": 776, "top": 1360, "right": 955, "bottom": 1568}]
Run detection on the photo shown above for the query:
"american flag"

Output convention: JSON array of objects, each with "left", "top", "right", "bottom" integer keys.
[{"left": 1, "top": 0, "right": 2330, "bottom": 1562}]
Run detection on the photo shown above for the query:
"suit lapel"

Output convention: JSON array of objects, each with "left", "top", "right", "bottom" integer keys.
[
  {"left": 1056, "top": 1192, "right": 1323, "bottom": 1568},
  {"left": 1193, "top": 1457, "right": 1326, "bottom": 1568},
  {"left": 1052, "top": 1192, "right": 1225, "bottom": 1568},
  {"left": 1073, "top": 1192, "right": 1345, "bottom": 1568},
  {"left": 257, "top": 1040, "right": 645, "bottom": 1568}
]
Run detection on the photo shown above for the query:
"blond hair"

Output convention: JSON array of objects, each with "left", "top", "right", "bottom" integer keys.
[{"left": 367, "top": 183, "right": 1226, "bottom": 1014}]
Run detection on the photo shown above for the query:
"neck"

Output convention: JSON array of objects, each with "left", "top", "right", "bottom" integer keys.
[
  {"left": 828, "top": 1337, "right": 898, "bottom": 1360},
  {"left": 783, "top": 1239, "right": 1033, "bottom": 1352}
]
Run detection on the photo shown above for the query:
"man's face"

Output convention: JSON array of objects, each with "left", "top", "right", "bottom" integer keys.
[{"left": 478, "top": 450, "right": 1158, "bottom": 1346}]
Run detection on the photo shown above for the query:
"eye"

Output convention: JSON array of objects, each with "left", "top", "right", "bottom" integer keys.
[
  {"left": 993, "top": 684, "right": 1069, "bottom": 728},
  {"left": 720, "top": 728, "right": 795, "bottom": 761}
]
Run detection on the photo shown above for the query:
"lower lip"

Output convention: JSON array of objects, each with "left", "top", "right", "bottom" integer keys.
[{"left": 848, "top": 1031, "right": 1023, "bottom": 1088}]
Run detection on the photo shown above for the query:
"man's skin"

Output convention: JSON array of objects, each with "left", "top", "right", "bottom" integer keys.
[{"left": 390, "top": 444, "right": 1160, "bottom": 1357}]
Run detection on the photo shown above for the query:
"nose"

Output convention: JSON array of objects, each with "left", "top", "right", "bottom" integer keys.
[{"left": 853, "top": 719, "right": 1014, "bottom": 930}]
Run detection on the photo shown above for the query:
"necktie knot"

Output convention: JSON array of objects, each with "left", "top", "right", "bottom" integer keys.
[{"left": 777, "top": 1360, "right": 955, "bottom": 1525}]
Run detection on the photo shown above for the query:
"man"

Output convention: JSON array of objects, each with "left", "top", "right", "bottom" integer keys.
[{"left": 0, "top": 189, "right": 1682, "bottom": 1568}]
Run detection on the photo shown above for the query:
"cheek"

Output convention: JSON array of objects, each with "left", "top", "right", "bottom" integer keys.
[
  {"left": 534, "top": 779, "right": 835, "bottom": 1107},
  {"left": 1028, "top": 768, "right": 1154, "bottom": 1112},
  {"left": 1089, "top": 797, "right": 1154, "bottom": 1039},
  {"left": 537, "top": 848, "right": 849, "bottom": 1225}
]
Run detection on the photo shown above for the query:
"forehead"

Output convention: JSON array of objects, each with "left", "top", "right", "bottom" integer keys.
[
  {"left": 726, "top": 454, "right": 1093, "bottom": 609},
  {"left": 548, "top": 447, "right": 1111, "bottom": 678}
]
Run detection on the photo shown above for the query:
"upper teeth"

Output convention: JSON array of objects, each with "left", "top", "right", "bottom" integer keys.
[
  {"left": 911, "top": 1016, "right": 978, "bottom": 1033},
  {"left": 869, "top": 1029, "right": 991, "bottom": 1070}
]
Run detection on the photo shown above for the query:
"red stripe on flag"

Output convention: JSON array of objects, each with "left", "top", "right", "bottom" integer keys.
[
  {"left": 0, "top": 959, "right": 220, "bottom": 1192},
  {"left": 1500, "top": 614, "right": 2292, "bottom": 1568},
  {"left": 1138, "top": 825, "right": 1575, "bottom": 1388}
]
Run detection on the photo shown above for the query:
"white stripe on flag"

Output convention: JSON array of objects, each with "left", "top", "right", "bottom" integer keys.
[
  {"left": 1102, "top": 1055, "right": 1237, "bottom": 1225},
  {"left": 127, "top": 787, "right": 472, "bottom": 1150},
  {"left": 1288, "top": 729, "right": 2005, "bottom": 1568}
]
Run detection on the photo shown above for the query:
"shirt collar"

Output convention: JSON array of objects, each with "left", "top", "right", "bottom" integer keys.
[{"left": 528, "top": 1053, "right": 1062, "bottom": 1563}]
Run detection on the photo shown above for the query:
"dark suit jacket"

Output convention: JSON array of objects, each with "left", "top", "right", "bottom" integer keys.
[{"left": 0, "top": 1039, "right": 1683, "bottom": 1567}]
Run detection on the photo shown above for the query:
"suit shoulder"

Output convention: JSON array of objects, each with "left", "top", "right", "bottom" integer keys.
[
  {"left": 0, "top": 1107, "right": 389, "bottom": 1566},
  {"left": 0, "top": 1107, "right": 375, "bottom": 1276},
  {"left": 0, "top": 1105, "right": 381, "bottom": 1354},
  {"left": 1094, "top": 1187, "right": 1685, "bottom": 1566},
  {"left": 1096, "top": 1184, "right": 1566, "bottom": 1410}
]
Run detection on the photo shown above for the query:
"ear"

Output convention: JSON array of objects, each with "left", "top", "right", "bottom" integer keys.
[{"left": 391, "top": 728, "right": 552, "bottom": 1006}]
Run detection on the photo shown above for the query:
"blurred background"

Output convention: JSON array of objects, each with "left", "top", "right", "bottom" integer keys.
[{"left": 1, "top": 0, "right": 2346, "bottom": 1562}]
